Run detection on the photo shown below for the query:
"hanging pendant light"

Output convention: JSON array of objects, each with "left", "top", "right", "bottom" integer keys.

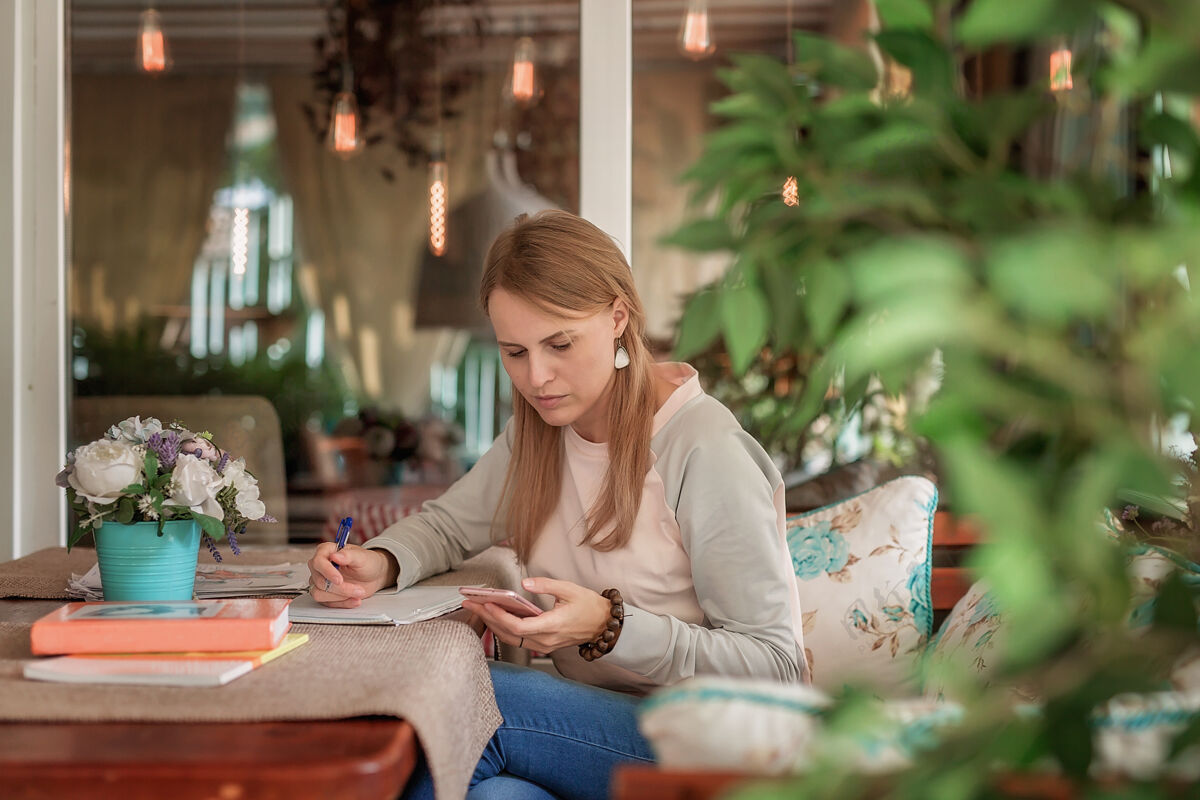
[
  {"left": 782, "top": 176, "right": 799, "bottom": 207},
  {"left": 428, "top": 159, "right": 448, "bottom": 257},
  {"left": 137, "top": 8, "right": 169, "bottom": 73},
  {"left": 678, "top": 0, "right": 715, "bottom": 61},
  {"left": 780, "top": 0, "right": 797, "bottom": 207},
  {"left": 327, "top": 76, "right": 364, "bottom": 158},
  {"left": 429, "top": 15, "right": 449, "bottom": 257},
  {"left": 505, "top": 36, "right": 539, "bottom": 108},
  {"left": 327, "top": 3, "right": 363, "bottom": 159},
  {"left": 1049, "top": 44, "right": 1073, "bottom": 92}
]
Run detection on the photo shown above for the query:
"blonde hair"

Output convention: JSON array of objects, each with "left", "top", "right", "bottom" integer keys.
[{"left": 479, "top": 210, "right": 657, "bottom": 563}]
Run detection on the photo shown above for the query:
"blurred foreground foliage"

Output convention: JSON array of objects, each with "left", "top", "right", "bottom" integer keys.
[{"left": 670, "top": 0, "right": 1200, "bottom": 794}]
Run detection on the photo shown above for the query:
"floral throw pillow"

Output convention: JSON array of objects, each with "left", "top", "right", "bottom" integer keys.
[
  {"left": 922, "top": 579, "right": 1006, "bottom": 701},
  {"left": 786, "top": 476, "right": 937, "bottom": 695}
]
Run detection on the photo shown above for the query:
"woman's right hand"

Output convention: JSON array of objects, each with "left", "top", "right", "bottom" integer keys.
[{"left": 307, "top": 543, "right": 398, "bottom": 608}]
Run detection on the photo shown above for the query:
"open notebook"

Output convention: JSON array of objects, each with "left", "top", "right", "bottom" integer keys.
[{"left": 287, "top": 585, "right": 477, "bottom": 625}]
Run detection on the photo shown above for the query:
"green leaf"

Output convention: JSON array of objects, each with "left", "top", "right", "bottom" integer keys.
[
  {"left": 143, "top": 451, "right": 159, "bottom": 479},
  {"left": 660, "top": 218, "right": 737, "bottom": 253},
  {"left": 1116, "top": 489, "right": 1188, "bottom": 521},
  {"left": 956, "top": 0, "right": 1091, "bottom": 47},
  {"left": 986, "top": 228, "right": 1116, "bottom": 324},
  {"left": 804, "top": 262, "right": 851, "bottom": 346},
  {"left": 1153, "top": 571, "right": 1199, "bottom": 633},
  {"left": 1169, "top": 715, "right": 1200, "bottom": 759},
  {"left": 873, "top": 0, "right": 934, "bottom": 31},
  {"left": 115, "top": 497, "right": 135, "bottom": 524},
  {"left": 120, "top": 483, "right": 146, "bottom": 495},
  {"left": 720, "top": 284, "right": 770, "bottom": 375},
  {"left": 674, "top": 289, "right": 723, "bottom": 360},
  {"left": 836, "top": 120, "right": 940, "bottom": 167},
  {"left": 849, "top": 236, "right": 971, "bottom": 307},
  {"left": 793, "top": 32, "right": 878, "bottom": 92},
  {"left": 874, "top": 31, "right": 956, "bottom": 96},
  {"left": 727, "top": 53, "right": 803, "bottom": 115},
  {"left": 1141, "top": 111, "right": 1200, "bottom": 161},
  {"left": 67, "top": 523, "right": 92, "bottom": 550},
  {"left": 191, "top": 512, "right": 226, "bottom": 539},
  {"left": 708, "top": 92, "right": 768, "bottom": 121},
  {"left": 1107, "top": 34, "right": 1200, "bottom": 96}
]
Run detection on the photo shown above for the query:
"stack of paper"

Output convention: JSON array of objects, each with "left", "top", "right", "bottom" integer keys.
[
  {"left": 67, "top": 562, "right": 310, "bottom": 601},
  {"left": 288, "top": 585, "right": 473, "bottom": 625}
]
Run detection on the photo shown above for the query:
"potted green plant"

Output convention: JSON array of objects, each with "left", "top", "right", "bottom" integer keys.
[
  {"left": 56, "top": 416, "right": 275, "bottom": 600},
  {"left": 667, "top": 0, "right": 1200, "bottom": 793}
]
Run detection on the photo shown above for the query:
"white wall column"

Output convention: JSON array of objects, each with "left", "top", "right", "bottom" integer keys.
[
  {"left": 579, "top": 0, "right": 632, "bottom": 258},
  {"left": 0, "top": 0, "right": 68, "bottom": 560}
]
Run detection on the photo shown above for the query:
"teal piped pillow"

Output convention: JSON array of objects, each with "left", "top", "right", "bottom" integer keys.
[{"left": 786, "top": 476, "right": 937, "bottom": 695}]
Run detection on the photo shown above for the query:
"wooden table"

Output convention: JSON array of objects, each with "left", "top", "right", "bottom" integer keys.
[
  {"left": 0, "top": 597, "right": 485, "bottom": 800},
  {"left": 0, "top": 719, "right": 417, "bottom": 800}
]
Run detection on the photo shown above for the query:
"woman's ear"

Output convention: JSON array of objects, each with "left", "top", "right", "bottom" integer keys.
[{"left": 611, "top": 299, "right": 629, "bottom": 339}]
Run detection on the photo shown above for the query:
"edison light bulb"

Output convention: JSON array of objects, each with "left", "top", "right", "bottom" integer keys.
[
  {"left": 782, "top": 176, "right": 799, "bottom": 207},
  {"left": 678, "top": 0, "right": 715, "bottom": 61},
  {"left": 507, "top": 37, "right": 539, "bottom": 108},
  {"left": 1049, "top": 46, "right": 1073, "bottom": 92},
  {"left": 137, "top": 9, "right": 168, "bottom": 73},
  {"left": 327, "top": 91, "right": 364, "bottom": 158}
]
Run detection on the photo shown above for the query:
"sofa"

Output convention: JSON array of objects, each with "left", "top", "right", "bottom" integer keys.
[{"left": 616, "top": 477, "right": 1200, "bottom": 798}]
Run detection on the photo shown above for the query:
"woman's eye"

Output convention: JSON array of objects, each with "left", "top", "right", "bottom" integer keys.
[
  {"left": 551, "top": 343, "right": 571, "bottom": 352},
  {"left": 503, "top": 350, "right": 526, "bottom": 359}
]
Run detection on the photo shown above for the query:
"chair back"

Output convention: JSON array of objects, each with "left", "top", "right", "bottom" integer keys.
[
  {"left": 931, "top": 511, "right": 982, "bottom": 613},
  {"left": 71, "top": 395, "right": 287, "bottom": 544}
]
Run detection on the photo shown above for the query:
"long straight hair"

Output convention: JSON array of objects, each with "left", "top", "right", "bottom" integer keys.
[{"left": 479, "top": 211, "right": 658, "bottom": 563}]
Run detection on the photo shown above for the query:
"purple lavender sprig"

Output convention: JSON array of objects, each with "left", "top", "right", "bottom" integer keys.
[
  {"left": 147, "top": 430, "right": 181, "bottom": 469},
  {"left": 216, "top": 451, "right": 231, "bottom": 474},
  {"left": 226, "top": 525, "right": 243, "bottom": 556},
  {"left": 202, "top": 533, "right": 223, "bottom": 562}
]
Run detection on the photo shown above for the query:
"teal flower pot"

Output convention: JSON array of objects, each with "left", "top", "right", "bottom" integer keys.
[{"left": 94, "top": 519, "right": 201, "bottom": 601}]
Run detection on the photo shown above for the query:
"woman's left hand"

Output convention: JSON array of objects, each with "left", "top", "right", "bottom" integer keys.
[{"left": 461, "top": 577, "right": 610, "bottom": 654}]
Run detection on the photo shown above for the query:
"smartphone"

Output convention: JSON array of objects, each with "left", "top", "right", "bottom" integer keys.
[{"left": 458, "top": 587, "right": 543, "bottom": 618}]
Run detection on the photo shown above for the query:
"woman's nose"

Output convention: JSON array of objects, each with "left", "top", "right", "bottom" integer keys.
[{"left": 527, "top": 352, "right": 554, "bottom": 388}]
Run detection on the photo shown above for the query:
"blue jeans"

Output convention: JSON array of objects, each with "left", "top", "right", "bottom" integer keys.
[{"left": 402, "top": 662, "right": 656, "bottom": 800}]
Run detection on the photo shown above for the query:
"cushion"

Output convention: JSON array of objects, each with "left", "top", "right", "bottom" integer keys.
[
  {"left": 922, "top": 579, "right": 1007, "bottom": 701},
  {"left": 638, "top": 676, "right": 962, "bottom": 775},
  {"left": 925, "top": 541, "right": 1199, "bottom": 701},
  {"left": 786, "top": 475, "right": 937, "bottom": 694},
  {"left": 1093, "top": 689, "right": 1200, "bottom": 780},
  {"left": 638, "top": 677, "right": 829, "bottom": 774}
]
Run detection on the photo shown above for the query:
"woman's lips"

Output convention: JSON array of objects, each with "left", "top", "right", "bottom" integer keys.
[{"left": 534, "top": 395, "right": 565, "bottom": 410}]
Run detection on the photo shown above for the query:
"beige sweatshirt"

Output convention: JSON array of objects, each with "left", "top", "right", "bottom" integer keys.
[{"left": 365, "top": 363, "right": 808, "bottom": 693}]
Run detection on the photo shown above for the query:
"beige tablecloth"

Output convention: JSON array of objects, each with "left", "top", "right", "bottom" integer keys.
[{"left": 0, "top": 545, "right": 525, "bottom": 800}]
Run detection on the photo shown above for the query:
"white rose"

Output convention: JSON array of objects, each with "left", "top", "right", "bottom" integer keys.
[
  {"left": 221, "top": 458, "right": 267, "bottom": 520},
  {"left": 107, "top": 416, "right": 164, "bottom": 444},
  {"left": 163, "top": 454, "right": 224, "bottom": 520},
  {"left": 67, "top": 440, "right": 143, "bottom": 505}
]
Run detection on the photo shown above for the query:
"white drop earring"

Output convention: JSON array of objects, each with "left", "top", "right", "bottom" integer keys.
[{"left": 614, "top": 340, "right": 630, "bottom": 369}]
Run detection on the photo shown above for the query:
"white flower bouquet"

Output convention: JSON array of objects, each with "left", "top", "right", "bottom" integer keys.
[{"left": 56, "top": 415, "right": 275, "bottom": 559}]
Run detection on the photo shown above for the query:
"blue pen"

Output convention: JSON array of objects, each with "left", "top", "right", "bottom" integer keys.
[{"left": 323, "top": 516, "right": 354, "bottom": 592}]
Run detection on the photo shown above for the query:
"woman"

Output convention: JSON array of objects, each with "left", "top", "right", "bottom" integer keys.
[{"left": 308, "top": 210, "right": 807, "bottom": 800}]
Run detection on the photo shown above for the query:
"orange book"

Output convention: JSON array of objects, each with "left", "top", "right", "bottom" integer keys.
[{"left": 30, "top": 598, "right": 291, "bottom": 655}]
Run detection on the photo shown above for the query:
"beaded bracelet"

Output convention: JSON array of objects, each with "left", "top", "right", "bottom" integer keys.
[{"left": 579, "top": 588, "right": 624, "bottom": 662}]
